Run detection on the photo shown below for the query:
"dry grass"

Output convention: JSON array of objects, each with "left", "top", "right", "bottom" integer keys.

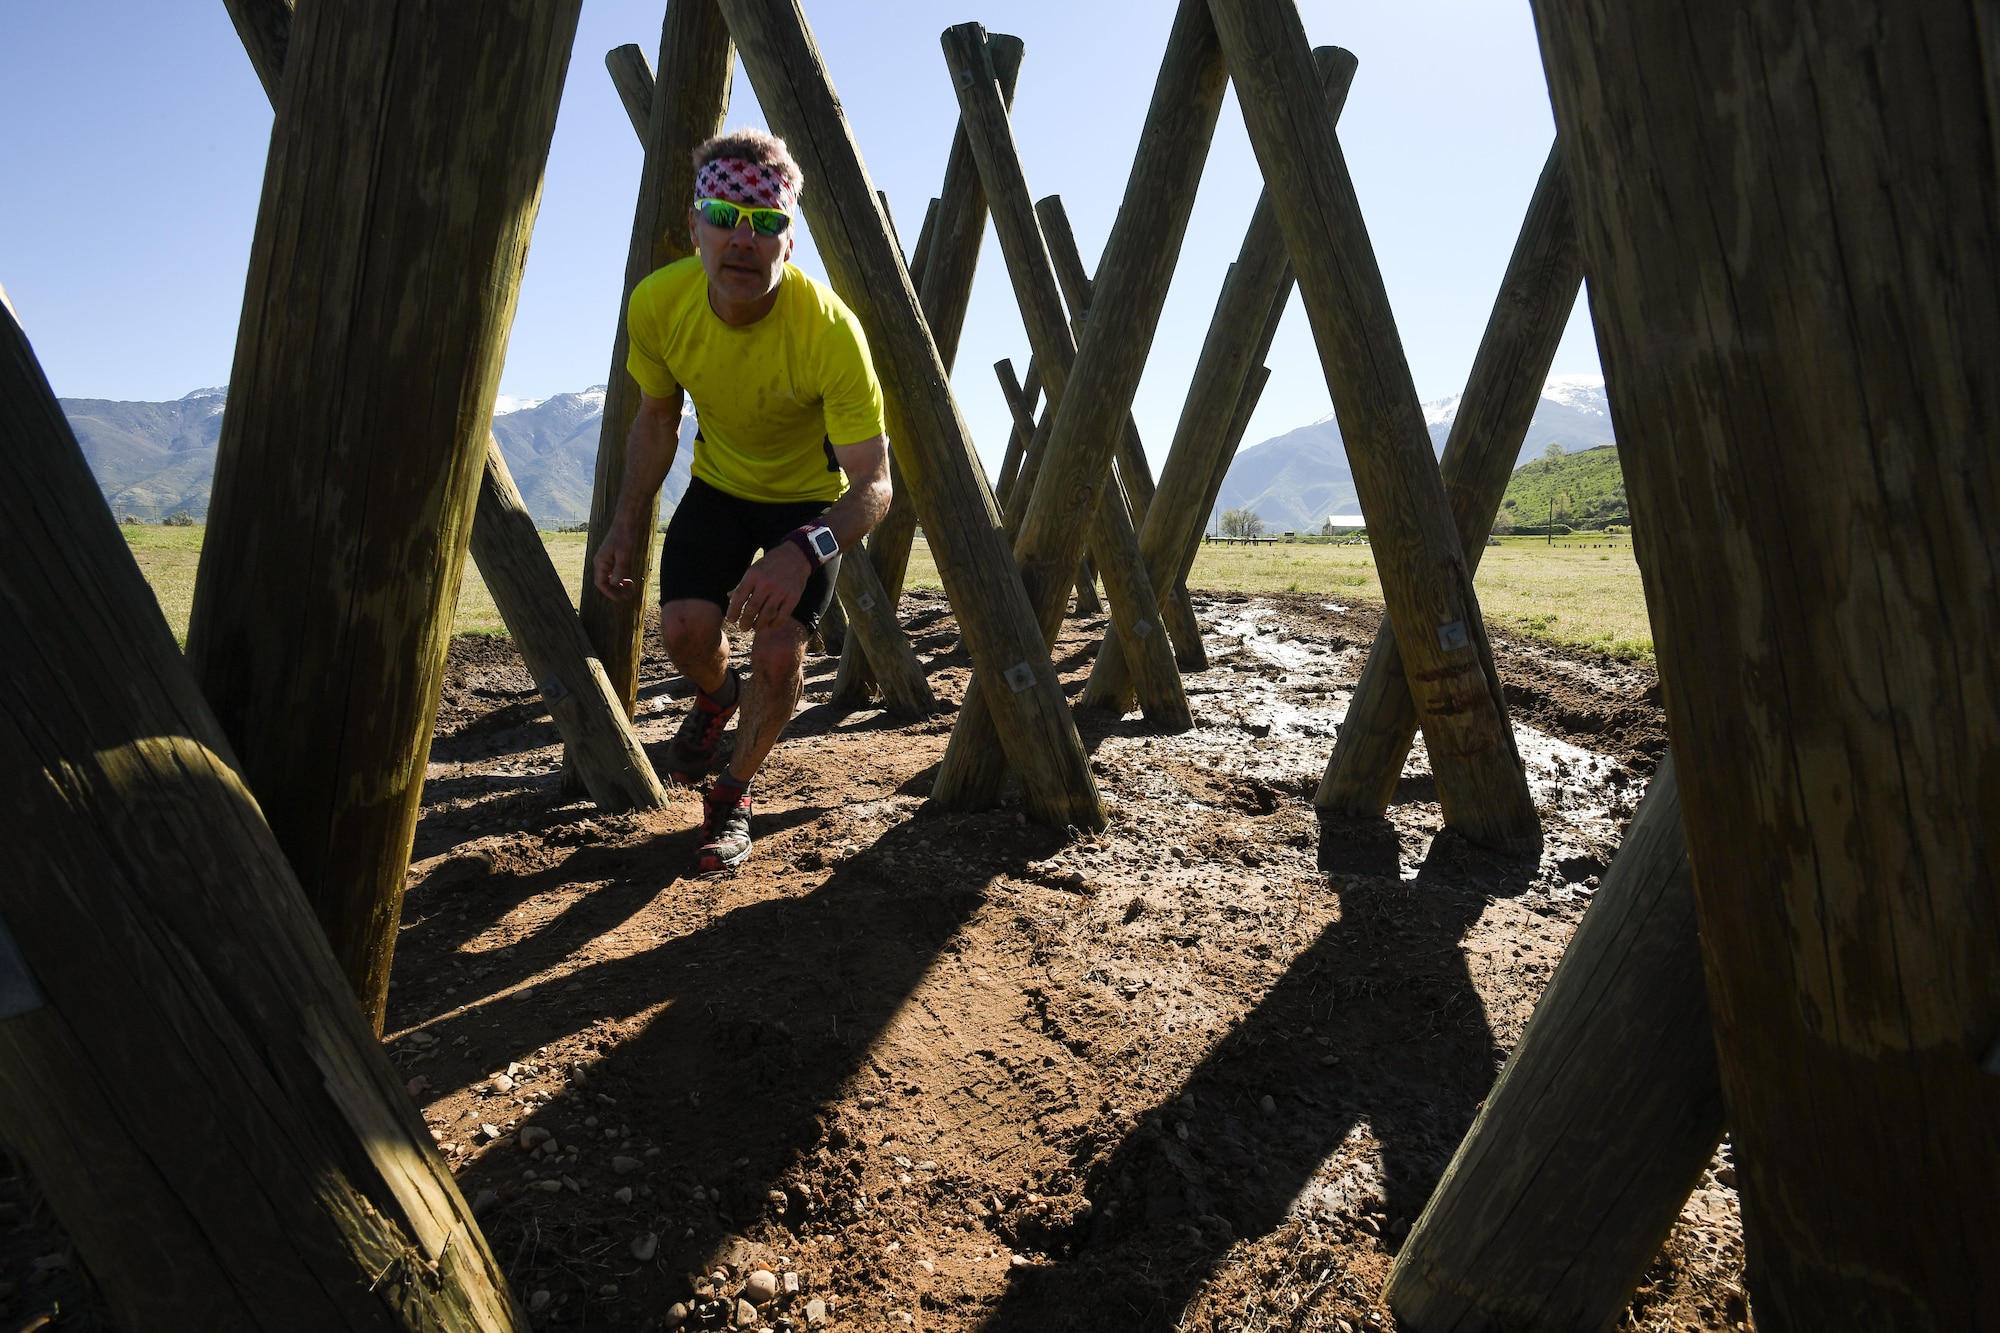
[
  {"left": 120, "top": 523, "right": 205, "bottom": 643},
  {"left": 126, "top": 527, "right": 1651, "bottom": 660}
]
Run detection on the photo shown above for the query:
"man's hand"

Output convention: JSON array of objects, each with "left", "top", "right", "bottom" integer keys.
[
  {"left": 592, "top": 523, "right": 642, "bottom": 601},
  {"left": 726, "top": 541, "right": 812, "bottom": 631}
]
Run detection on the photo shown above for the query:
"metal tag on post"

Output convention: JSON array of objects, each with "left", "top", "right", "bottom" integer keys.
[
  {"left": 1436, "top": 620, "right": 1469, "bottom": 652},
  {"left": 0, "top": 914, "right": 46, "bottom": 1020},
  {"left": 857, "top": 593, "right": 877, "bottom": 612},
  {"left": 1003, "top": 660, "right": 1037, "bottom": 693},
  {"left": 539, "top": 673, "right": 570, "bottom": 704}
]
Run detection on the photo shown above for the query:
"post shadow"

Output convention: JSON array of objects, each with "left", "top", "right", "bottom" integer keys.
[{"left": 977, "top": 828, "right": 1535, "bottom": 1330}]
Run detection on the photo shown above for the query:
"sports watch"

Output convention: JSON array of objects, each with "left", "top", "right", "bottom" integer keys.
[{"left": 784, "top": 523, "right": 841, "bottom": 567}]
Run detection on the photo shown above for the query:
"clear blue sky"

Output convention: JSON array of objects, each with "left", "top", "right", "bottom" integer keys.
[{"left": 0, "top": 1, "right": 1599, "bottom": 474}]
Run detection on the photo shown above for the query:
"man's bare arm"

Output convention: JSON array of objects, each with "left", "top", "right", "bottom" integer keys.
[
  {"left": 818, "top": 434, "right": 892, "bottom": 551},
  {"left": 592, "top": 388, "right": 684, "bottom": 600}
]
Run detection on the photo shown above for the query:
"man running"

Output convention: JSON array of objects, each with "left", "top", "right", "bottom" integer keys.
[{"left": 592, "top": 128, "right": 891, "bottom": 873}]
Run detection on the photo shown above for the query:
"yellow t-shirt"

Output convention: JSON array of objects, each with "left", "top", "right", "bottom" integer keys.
[{"left": 625, "top": 257, "right": 885, "bottom": 504}]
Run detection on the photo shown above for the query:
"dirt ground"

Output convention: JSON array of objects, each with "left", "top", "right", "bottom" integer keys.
[{"left": 0, "top": 591, "right": 1748, "bottom": 1333}]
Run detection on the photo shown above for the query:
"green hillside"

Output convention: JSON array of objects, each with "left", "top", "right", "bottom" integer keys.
[{"left": 1496, "top": 444, "right": 1627, "bottom": 533}]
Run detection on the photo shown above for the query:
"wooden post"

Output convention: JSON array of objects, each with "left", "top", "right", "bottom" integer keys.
[
  {"left": 220, "top": 0, "right": 291, "bottom": 101},
  {"left": 1035, "top": 192, "right": 1204, "bottom": 655},
  {"left": 1387, "top": 753, "right": 1725, "bottom": 1330},
  {"left": 576, "top": 0, "right": 734, "bottom": 717},
  {"left": 605, "top": 42, "right": 654, "bottom": 139},
  {"left": 1534, "top": 3, "right": 2000, "bottom": 1322},
  {"left": 184, "top": 0, "right": 583, "bottom": 1028},
  {"left": 712, "top": 0, "right": 1103, "bottom": 830},
  {"left": 814, "top": 583, "right": 846, "bottom": 653},
  {"left": 993, "top": 357, "right": 1095, "bottom": 615},
  {"left": 829, "top": 38, "right": 1023, "bottom": 707},
  {"left": 470, "top": 444, "right": 668, "bottom": 811},
  {"left": 992, "top": 357, "right": 1040, "bottom": 505},
  {"left": 932, "top": 7, "right": 1222, "bottom": 808},
  {"left": 1077, "top": 46, "right": 1355, "bottom": 712},
  {"left": 831, "top": 547, "right": 936, "bottom": 717},
  {"left": 1072, "top": 554, "right": 1104, "bottom": 616},
  {"left": 1318, "top": 141, "right": 1582, "bottom": 817},
  {"left": 1209, "top": 0, "right": 1540, "bottom": 853},
  {"left": 0, "top": 288, "right": 524, "bottom": 1332},
  {"left": 223, "top": 0, "right": 666, "bottom": 820}
]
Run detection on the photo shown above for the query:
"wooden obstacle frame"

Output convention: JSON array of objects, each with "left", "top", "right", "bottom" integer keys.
[{"left": 8, "top": 0, "right": 1993, "bottom": 1325}]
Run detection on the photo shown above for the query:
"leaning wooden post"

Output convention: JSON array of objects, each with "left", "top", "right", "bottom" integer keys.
[
  {"left": 993, "top": 356, "right": 1096, "bottom": 615},
  {"left": 185, "top": 0, "right": 583, "bottom": 1028},
  {"left": 222, "top": 0, "right": 666, "bottom": 820},
  {"left": 712, "top": 0, "right": 1104, "bottom": 830},
  {"left": 993, "top": 357, "right": 1040, "bottom": 505},
  {"left": 220, "top": 0, "right": 291, "bottom": 100},
  {"left": 575, "top": 0, "right": 734, "bottom": 718},
  {"left": 471, "top": 444, "right": 669, "bottom": 811},
  {"left": 830, "top": 549, "right": 936, "bottom": 716},
  {"left": 0, "top": 288, "right": 525, "bottom": 1332},
  {"left": 932, "top": 8, "right": 1223, "bottom": 807},
  {"left": 1209, "top": 0, "right": 1540, "bottom": 853},
  {"left": 1035, "top": 192, "right": 1203, "bottom": 654},
  {"left": 829, "top": 37, "right": 1024, "bottom": 706},
  {"left": 1387, "top": 753, "right": 1725, "bottom": 1330},
  {"left": 1535, "top": 2, "right": 2000, "bottom": 1322},
  {"left": 605, "top": 42, "right": 654, "bottom": 139},
  {"left": 1319, "top": 141, "right": 1583, "bottom": 817}
]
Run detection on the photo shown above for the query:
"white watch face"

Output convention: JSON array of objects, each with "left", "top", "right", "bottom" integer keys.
[{"left": 810, "top": 527, "right": 840, "bottom": 560}]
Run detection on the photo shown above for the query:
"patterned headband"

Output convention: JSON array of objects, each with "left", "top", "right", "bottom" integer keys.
[{"left": 694, "top": 156, "right": 798, "bottom": 216}]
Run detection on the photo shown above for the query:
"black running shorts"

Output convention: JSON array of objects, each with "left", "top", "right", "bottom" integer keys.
[{"left": 658, "top": 476, "right": 842, "bottom": 633}]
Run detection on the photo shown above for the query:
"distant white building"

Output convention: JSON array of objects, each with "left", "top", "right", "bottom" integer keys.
[{"left": 1325, "top": 514, "right": 1366, "bottom": 532}]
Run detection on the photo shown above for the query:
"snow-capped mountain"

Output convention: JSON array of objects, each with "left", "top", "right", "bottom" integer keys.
[
  {"left": 487, "top": 386, "right": 692, "bottom": 525},
  {"left": 65, "top": 384, "right": 689, "bottom": 527},
  {"left": 1213, "top": 375, "right": 1615, "bottom": 535}
]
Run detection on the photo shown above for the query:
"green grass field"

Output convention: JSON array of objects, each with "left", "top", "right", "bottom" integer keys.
[
  {"left": 897, "top": 533, "right": 1652, "bottom": 658},
  {"left": 126, "top": 526, "right": 1652, "bottom": 660}
]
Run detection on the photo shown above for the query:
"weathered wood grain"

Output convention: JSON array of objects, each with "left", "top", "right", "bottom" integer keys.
[
  {"left": 577, "top": 0, "right": 735, "bottom": 715},
  {"left": 1079, "top": 46, "right": 1354, "bottom": 712},
  {"left": 831, "top": 38, "right": 1021, "bottom": 706},
  {"left": 0, "top": 285, "right": 524, "bottom": 1331},
  {"left": 932, "top": 6, "right": 1223, "bottom": 806},
  {"left": 1209, "top": 0, "right": 1539, "bottom": 853},
  {"left": 224, "top": 0, "right": 665, "bottom": 819},
  {"left": 1319, "top": 141, "right": 1583, "bottom": 817},
  {"left": 1534, "top": 2, "right": 2000, "bottom": 1324},
  {"left": 712, "top": 0, "right": 1102, "bottom": 829},
  {"left": 605, "top": 42, "right": 654, "bottom": 139},
  {"left": 470, "top": 443, "right": 668, "bottom": 811},
  {"left": 185, "top": 0, "right": 583, "bottom": 1027},
  {"left": 1387, "top": 753, "right": 1723, "bottom": 1330}
]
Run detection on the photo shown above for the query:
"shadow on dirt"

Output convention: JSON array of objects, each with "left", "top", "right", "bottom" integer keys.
[{"left": 976, "top": 829, "right": 1536, "bottom": 1331}]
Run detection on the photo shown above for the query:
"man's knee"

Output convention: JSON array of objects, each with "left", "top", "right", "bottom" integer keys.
[
  {"left": 749, "top": 622, "right": 808, "bottom": 683},
  {"left": 661, "top": 600, "right": 723, "bottom": 660}
]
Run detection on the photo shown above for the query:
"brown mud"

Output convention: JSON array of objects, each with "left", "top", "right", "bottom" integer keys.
[{"left": 0, "top": 592, "right": 1743, "bottom": 1333}]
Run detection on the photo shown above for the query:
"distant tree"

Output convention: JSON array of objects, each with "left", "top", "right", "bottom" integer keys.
[
  {"left": 1220, "top": 508, "right": 1264, "bottom": 538},
  {"left": 162, "top": 512, "right": 195, "bottom": 527},
  {"left": 1542, "top": 440, "right": 1565, "bottom": 463},
  {"left": 1490, "top": 507, "right": 1515, "bottom": 536}
]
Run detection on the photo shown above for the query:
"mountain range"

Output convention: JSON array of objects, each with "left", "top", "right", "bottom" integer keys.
[
  {"left": 64, "top": 374, "right": 1611, "bottom": 535},
  {"left": 1210, "top": 375, "right": 1615, "bottom": 535},
  {"left": 63, "top": 386, "right": 694, "bottom": 527}
]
